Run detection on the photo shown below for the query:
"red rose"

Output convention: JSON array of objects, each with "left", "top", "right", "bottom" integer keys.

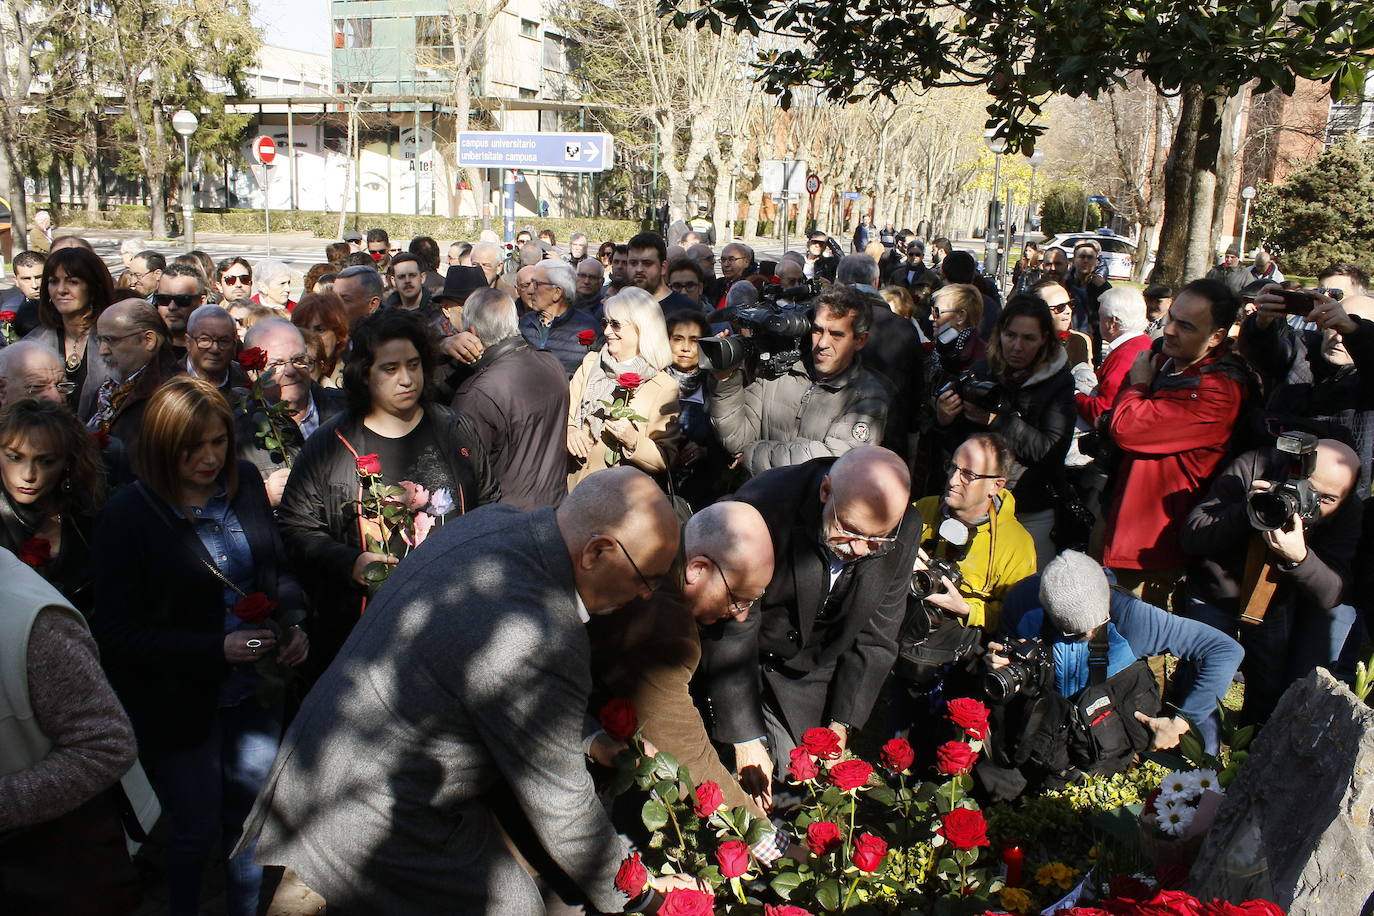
[
  {"left": 616, "top": 372, "right": 642, "bottom": 390},
  {"left": 0, "top": 310, "right": 15, "bottom": 323},
  {"left": 800, "top": 726, "right": 842, "bottom": 760},
  {"left": 692, "top": 780, "right": 723, "bottom": 817},
  {"left": 935, "top": 740, "right": 978, "bottom": 775},
  {"left": 17, "top": 537, "right": 51, "bottom": 567},
  {"left": 614, "top": 852, "right": 648, "bottom": 898},
  {"left": 880, "top": 737, "right": 914, "bottom": 773},
  {"left": 787, "top": 745, "right": 819, "bottom": 782},
  {"left": 232, "top": 592, "right": 278, "bottom": 625},
  {"left": 945, "top": 697, "right": 991, "bottom": 740},
  {"left": 851, "top": 832, "right": 888, "bottom": 873},
  {"left": 1145, "top": 890, "right": 1204, "bottom": 916},
  {"left": 937, "top": 807, "right": 990, "bottom": 849},
  {"left": 236, "top": 346, "right": 269, "bottom": 371},
  {"left": 577, "top": 329, "right": 596, "bottom": 346},
  {"left": 715, "top": 839, "right": 750, "bottom": 878},
  {"left": 805, "top": 821, "right": 842, "bottom": 856},
  {"left": 355, "top": 453, "right": 382, "bottom": 476},
  {"left": 829, "top": 758, "right": 873, "bottom": 791},
  {"left": 599, "top": 698, "right": 637, "bottom": 741},
  {"left": 765, "top": 906, "right": 816, "bottom": 916},
  {"left": 658, "top": 888, "right": 714, "bottom": 916},
  {"left": 1226, "top": 902, "right": 1283, "bottom": 916}
]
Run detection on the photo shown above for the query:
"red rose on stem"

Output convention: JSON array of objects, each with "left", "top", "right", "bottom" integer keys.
[
  {"left": 0, "top": 310, "right": 15, "bottom": 322},
  {"left": 236, "top": 347, "right": 269, "bottom": 371},
  {"left": 800, "top": 726, "right": 842, "bottom": 760},
  {"left": 658, "top": 888, "right": 714, "bottom": 916},
  {"left": 938, "top": 807, "right": 990, "bottom": 849},
  {"left": 355, "top": 453, "right": 382, "bottom": 476},
  {"left": 880, "top": 737, "right": 914, "bottom": 773},
  {"left": 17, "top": 537, "right": 51, "bottom": 567},
  {"left": 805, "top": 821, "right": 842, "bottom": 856},
  {"left": 614, "top": 852, "right": 648, "bottom": 898},
  {"left": 787, "top": 745, "right": 819, "bottom": 782},
  {"left": 935, "top": 740, "right": 978, "bottom": 775},
  {"left": 577, "top": 329, "right": 596, "bottom": 346},
  {"left": 715, "top": 839, "right": 750, "bottom": 878},
  {"left": 598, "top": 698, "right": 638, "bottom": 741},
  {"left": 829, "top": 758, "right": 873, "bottom": 791},
  {"left": 692, "top": 780, "right": 723, "bottom": 817},
  {"left": 232, "top": 592, "right": 278, "bottom": 625},
  {"left": 945, "top": 697, "right": 991, "bottom": 739},
  {"left": 852, "top": 832, "right": 888, "bottom": 873},
  {"left": 766, "top": 907, "right": 816, "bottom": 916},
  {"left": 616, "top": 372, "right": 643, "bottom": 390}
]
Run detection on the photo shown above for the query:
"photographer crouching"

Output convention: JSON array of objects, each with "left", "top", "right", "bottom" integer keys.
[
  {"left": 889, "top": 433, "right": 1037, "bottom": 761},
  {"left": 973, "top": 552, "right": 1242, "bottom": 802},
  {"left": 1180, "top": 432, "right": 1361, "bottom": 726}
]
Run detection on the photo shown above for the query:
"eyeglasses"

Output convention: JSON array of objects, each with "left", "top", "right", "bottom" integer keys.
[
  {"left": 22, "top": 380, "right": 78, "bottom": 396},
  {"left": 192, "top": 335, "right": 237, "bottom": 350},
  {"left": 947, "top": 462, "right": 1004, "bottom": 485},
  {"left": 221, "top": 273, "right": 251, "bottom": 286},
  {"left": 721, "top": 255, "right": 749, "bottom": 264},
  {"left": 1047, "top": 302, "right": 1072, "bottom": 314},
  {"left": 669, "top": 281, "right": 702, "bottom": 292},
  {"left": 600, "top": 318, "right": 625, "bottom": 331},
  {"left": 262, "top": 355, "right": 314, "bottom": 373},
  {"left": 704, "top": 554, "right": 760, "bottom": 619},
  {"left": 96, "top": 331, "right": 144, "bottom": 347},
  {"left": 825, "top": 505, "right": 899, "bottom": 557},
  {"left": 152, "top": 293, "right": 200, "bottom": 309},
  {"left": 516, "top": 280, "right": 556, "bottom": 291},
  {"left": 597, "top": 534, "right": 660, "bottom": 594}
]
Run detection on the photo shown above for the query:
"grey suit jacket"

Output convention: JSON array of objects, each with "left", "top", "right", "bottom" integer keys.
[{"left": 238, "top": 504, "right": 631, "bottom": 914}]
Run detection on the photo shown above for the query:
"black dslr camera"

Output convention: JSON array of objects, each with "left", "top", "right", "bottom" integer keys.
[
  {"left": 1246, "top": 431, "right": 1321, "bottom": 532},
  {"left": 983, "top": 638, "right": 1054, "bottom": 704},
  {"left": 910, "top": 556, "right": 963, "bottom": 600},
  {"left": 942, "top": 370, "right": 1014, "bottom": 416},
  {"left": 697, "top": 279, "right": 822, "bottom": 380}
]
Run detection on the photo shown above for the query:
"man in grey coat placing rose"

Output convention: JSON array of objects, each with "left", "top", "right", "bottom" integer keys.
[{"left": 236, "top": 468, "right": 684, "bottom": 914}]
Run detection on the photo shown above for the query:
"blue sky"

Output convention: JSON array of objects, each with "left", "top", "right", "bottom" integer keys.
[{"left": 252, "top": 0, "right": 331, "bottom": 57}]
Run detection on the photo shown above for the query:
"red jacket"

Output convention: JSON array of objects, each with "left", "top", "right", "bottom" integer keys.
[
  {"left": 1101, "top": 345, "right": 1248, "bottom": 571},
  {"left": 1077, "top": 332, "right": 1153, "bottom": 425}
]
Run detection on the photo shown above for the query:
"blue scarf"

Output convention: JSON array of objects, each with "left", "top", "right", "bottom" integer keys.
[{"left": 1016, "top": 608, "right": 1136, "bottom": 698}]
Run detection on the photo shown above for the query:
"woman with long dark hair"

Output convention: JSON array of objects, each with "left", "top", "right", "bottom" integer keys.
[
  {"left": 0, "top": 399, "right": 106, "bottom": 612},
  {"left": 91, "top": 376, "right": 307, "bottom": 916},
  {"left": 278, "top": 308, "right": 498, "bottom": 671},
  {"left": 24, "top": 246, "right": 116, "bottom": 419}
]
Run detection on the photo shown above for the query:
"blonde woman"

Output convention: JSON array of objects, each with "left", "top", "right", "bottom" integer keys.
[{"left": 566, "top": 287, "right": 680, "bottom": 490}]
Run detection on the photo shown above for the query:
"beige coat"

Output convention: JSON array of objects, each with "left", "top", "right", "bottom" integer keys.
[{"left": 566, "top": 349, "right": 680, "bottom": 491}]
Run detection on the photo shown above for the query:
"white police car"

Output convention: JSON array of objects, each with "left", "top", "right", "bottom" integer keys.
[{"left": 1042, "top": 229, "right": 1136, "bottom": 281}]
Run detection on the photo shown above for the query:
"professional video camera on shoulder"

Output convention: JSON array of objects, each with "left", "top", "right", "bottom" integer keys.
[
  {"left": 698, "top": 278, "right": 822, "bottom": 379},
  {"left": 1246, "top": 430, "right": 1320, "bottom": 531}
]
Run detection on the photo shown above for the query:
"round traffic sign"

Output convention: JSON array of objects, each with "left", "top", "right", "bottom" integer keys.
[
  {"left": 805, "top": 173, "right": 821, "bottom": 195},
  {"left": 253, "top": 136, "right": 277, "bottom": 166}
]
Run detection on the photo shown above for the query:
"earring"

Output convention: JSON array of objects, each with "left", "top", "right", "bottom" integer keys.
[{"left": 62, "top": 476, "right": 72, "bottom": 492}]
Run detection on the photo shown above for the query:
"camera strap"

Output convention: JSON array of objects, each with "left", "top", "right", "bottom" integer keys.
[
  {"left": 1238, "top": 535, "right": 1280, "bottom": 625},
  {"left": 1088, "top": 628, "right": 1110, "bottom": 688}
]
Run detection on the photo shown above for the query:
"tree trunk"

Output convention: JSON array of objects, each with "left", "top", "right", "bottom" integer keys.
[
  {"left": 744, "top": 186, "right": 762, "bottom": 238},
  {"left": 1150, "top": 84, "right": 1204, "bottom": 288},
  {"left": 1209, "top": 89, "right": 1247, "bottom": 252},
  {"left": 1182, "top": 90, "right": 1229, "bottom": 283}
]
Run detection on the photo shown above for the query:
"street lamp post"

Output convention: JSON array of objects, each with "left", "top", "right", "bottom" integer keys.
[
  {"left": 171, "top": 110, "right": 199, "bottom": 252},
  {"left": 1239, "top": 185, "right": 1257, "bottom": 261},
  {"left": 984, "top": 129, "right": 1007, "bottom": 279}
]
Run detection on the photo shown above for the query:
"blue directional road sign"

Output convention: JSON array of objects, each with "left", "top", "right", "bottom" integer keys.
[
  {"left": 1087, "top": 195, "right": 1109, "bottom": 204},
  {"left": 456, "top": 131, "right": 614, "bottom": 173}
]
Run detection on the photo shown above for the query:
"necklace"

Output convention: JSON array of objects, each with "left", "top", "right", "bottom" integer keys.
[{"left": 64, "top": 329, "right": 88, "bottom": 371}]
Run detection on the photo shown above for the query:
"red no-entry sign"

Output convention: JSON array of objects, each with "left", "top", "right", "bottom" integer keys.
[{"left": 253, "top": 136, "right": 277, "bottom": 166}]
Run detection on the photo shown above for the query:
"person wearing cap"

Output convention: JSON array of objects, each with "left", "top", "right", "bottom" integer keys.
[
  {"left": 686, "top": 204, "right": 715, "bottom": 245},
  {"left": 343, "top": 231, "right": 364, "bottom": 254},
  {"left": 1142, "top": 283, "right": 1172, "bottom": 339},
  {"left": 885, "top": 237, "right": 927, "bottom": 289},
  {"left": 1205, "top": 245, "right": 1250, "bottom": 296},
  {"left": 978, "top": 551, "right": 1242, "bottom": 798}
]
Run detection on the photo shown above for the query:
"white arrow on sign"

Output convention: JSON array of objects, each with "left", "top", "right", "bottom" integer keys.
[{"left": 582, "top": 141, "right": 600, "bottom": 162}]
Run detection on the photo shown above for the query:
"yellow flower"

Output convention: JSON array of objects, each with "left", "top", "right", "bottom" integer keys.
[
  {"left": 999, "top": 886, "right": 1032, "bottom": 913},
  {"left": 1034, "top": 862, "right": 1080, "bottom": 890}
]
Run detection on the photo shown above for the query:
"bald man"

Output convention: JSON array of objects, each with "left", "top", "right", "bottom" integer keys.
[
  {"left": 241, "top": 468, "right": 689, "bottom": 915},
  {"left": 1181, "top": 436, "right": 1362, "bottom": 725},
  {"left": 0, "top": 340, "right": 69, "bottom": 407},
  {"left": 701, "top": 446, "right": 919, "bottom": 809}
]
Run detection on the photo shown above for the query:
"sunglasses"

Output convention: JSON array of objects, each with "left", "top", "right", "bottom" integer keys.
[
  {"left": 152, "top": 293, "right": 199, "bottom": 309},
  {"left": 221, "top": 273, "right": 251, "bottom": 286},
  {"left": 1048, "top": 303, "right": 1071, "bottom": 314},
  {"left": 600, "top": 318, "right": 625, "bottom": 331}
]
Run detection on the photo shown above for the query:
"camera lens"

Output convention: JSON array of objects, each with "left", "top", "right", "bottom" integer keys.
[
  {"left": 697, "top": 335, "right": 747, "bottom": 372},
  {"left": 909, "top": 570, "right": 935, "bottom": 599},
  {"left": 1246, "top": 489, "right": 1296, "bottom": 531},
  {"left": 984, "top": 666, "right": 1024, "bottom": 704}
]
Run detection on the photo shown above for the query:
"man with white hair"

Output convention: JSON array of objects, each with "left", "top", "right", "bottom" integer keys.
[
  {"left": 452, "top": 288, "right": 570, "bottom": 510},
  {"left": 518, "top": 258, "right": 600, "bottom": 377},
  {"left": 119, "top": 237, "right": 146, "bottom": 271},
  {"left": 1076, "top": 286, "right": 1153, "bottom": 425},
  {"left": 184, "top": 304, "right": 247, "bottom": 396},
  {"left": 0, "top": 340, "right": 69, "bottom": 407}
]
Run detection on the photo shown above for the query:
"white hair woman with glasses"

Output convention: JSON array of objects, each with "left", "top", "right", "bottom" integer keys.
[
  {"left": 251, "top": 260, "right": 295, "bottom": 312},
  {"left": 566, "top": 287, "right": 681, "bottom": 490}
]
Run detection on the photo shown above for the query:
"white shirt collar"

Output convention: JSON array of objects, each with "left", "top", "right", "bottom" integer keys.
[
  {"left": 573, "top": 589, "right": 590, "bottom": 623},
  {"left": 1105, "top": 330, "right": 1146, "bottom": 356}
]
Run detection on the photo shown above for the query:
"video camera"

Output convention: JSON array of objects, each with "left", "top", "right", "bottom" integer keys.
[
  {"left": 697, "top": 279, "right": 822, "bottom": 379},
  {"left": 983, "top": 638, "right": 1054, "bottom": 704},
  {"left": 1246, "top": 431, "right": 1320, "bottom": 532},
  {"left": 940, "top": 370, "right": 1014, "bottom": 416}
]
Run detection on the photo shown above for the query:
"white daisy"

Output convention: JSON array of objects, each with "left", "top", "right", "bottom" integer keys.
[
  {"left": 1157, "top": 798, "right": 1196, "bottom": 837},
  {"left": 1157, "top": 770, "right": 1202, "bottom": 805},
  {"left": 1192, "top": 769, "right": 1222, "bottom": 795}
]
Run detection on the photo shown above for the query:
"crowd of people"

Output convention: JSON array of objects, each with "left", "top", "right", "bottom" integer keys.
[{"left": 1, "top": 219, "right": 1370, "bottom": 915}]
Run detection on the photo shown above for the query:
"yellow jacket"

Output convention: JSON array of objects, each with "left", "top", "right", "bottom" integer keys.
[{"left": 914, "top": 489, "right": 1037, "bottom": 630}]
